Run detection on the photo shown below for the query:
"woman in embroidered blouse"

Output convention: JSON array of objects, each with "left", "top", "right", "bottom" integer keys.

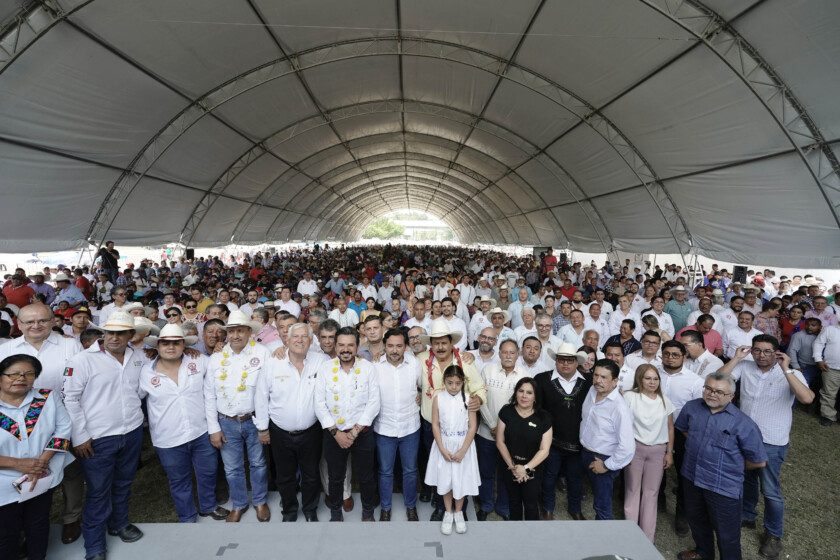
[{"left": 0, "top": 354, "right": 73, "bottom": 560}]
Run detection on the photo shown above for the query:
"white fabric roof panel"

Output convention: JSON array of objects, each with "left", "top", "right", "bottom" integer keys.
[{"left": 0, "top": 1, "right": 838, "bottom": 266}]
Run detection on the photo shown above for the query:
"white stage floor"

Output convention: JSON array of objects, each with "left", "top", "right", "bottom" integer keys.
[{"left": 48, "top": 492, "right": 664, "bottom": 559}]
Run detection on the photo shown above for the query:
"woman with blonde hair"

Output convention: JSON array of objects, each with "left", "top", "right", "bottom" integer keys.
[{"left": 623, "top": 364, "right": 675, "bottom": 542}]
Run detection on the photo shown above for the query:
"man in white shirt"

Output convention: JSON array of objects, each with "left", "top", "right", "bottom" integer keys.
[
  {"left": 516, "top": 336, "right": 553, "bottom": 377},
  {"left": 657, "top": 340, "right": 704, "bottom": 536},
  {"left": 139, "top": 324, "right": 229, "bottom": 523},
  {"left": 315, "top": 327, "right": 380, "bottom": 522},
  {"left": 579, "top": 359, "right": 635, "bottom": 520},
  {"left": 680, "top": 329, "right": 723, "bottom": 378},
  {"left": 717, "top": 296, "right": 744, "bottom": 334},
  {"left": 467, "top": 296, "right": 494, "bottom": 348},
  {"left": 625, "top": 331, "right": 663, "bottom": 373},
  {"left": 584, "top": 303, "right": 610, "bottom": 348},
  {"left": 507, "top": 288, "right": 533, "bottom": 330},
  {"left": 814, "top": 323, "right": 840, "bottom": 426},
  {"left": 356, "top": 277, "right": 378, "bottom": 301},
  {"left": 238, "top": 290, "right": 262, "bottom": 318},
  {"left": 405, "top": 298, "right": 432, "bottom": 333},
  {"left": 255, "top": 323, "right": 325, "bottom": 522},
  {"left": 477, "top": 339, "right": 527, "bottom": 520},
  {"left": 456, "top": 277, "right": 476, "bottom": 309},
  {"left": 98, "top": 286, "right": 130, "bottom": 326},
  {"left": 274, "top": 286, "right": 301, "bottom": 318},
  {"left": 204, "top": 310, "right": 271, "bottom": 522},
  {"left": 373, "top": 329, "right": 421, "bottom": 521},
  {"left": 514, "top": 307, "right": 538, "bottom": 343},
  {"left": 587, "top": 289, "right": 614, "bottom": 321},
  {"left": 468, "top": 327, "right": 500, "bottom": 373},
  {"left": 440, "top": 298, "right": 468, "bottom": 351},
  {"left": 328, "top": 296, "right": 359, "bottom": 328},
  {"left": 296, "top": 271, "right": 318, "bottom": 297},
  {"left": 432, "top": 277, "right": 453, "bottom": 302},
  {"left": 642, "top": 297, "right": 675, "bottom": 338},
  {"left": 449, "top": 288, "right": 471, "bottom": 327},
  {"left": 603, "top": 341, "right": 636, "bottom": 392},
  {"left": 63, "top": 311, "right": 146, "bottom": 558},
  {"left": 376, "top": 277, "right": 395, "bottom": 306},
  {"left": 720, "top": 337, "right": 813, "bottom": 559},
  {"left": 722, "top": 311, "right": 763, "bottom": 360},
  {"left": 534, "top": 313, "right": 561, "bottom": 364},
  {"left": 558, "top": 309, "right": 587, "bottom": 350}
]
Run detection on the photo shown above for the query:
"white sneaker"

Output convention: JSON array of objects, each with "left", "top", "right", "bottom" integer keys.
[
  {"left": 454, "top": 511, "right": 466, "bottom": 534},
  {"left": 440, "top": 511, "right": 454, "bottom": 535}
]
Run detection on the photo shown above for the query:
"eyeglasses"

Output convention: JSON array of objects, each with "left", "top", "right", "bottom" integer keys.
[
  {"left": 703, "top": 386, "right": 732, "bottom": 397},
  {"left": 662, "top": 352, "right": 683, "bottom": 358},
  {"left": 751, "top": 348, "right": 776, "bottom": 356},
  {"left": 555, "top": 356, "right": 577, "bottom": 363},
  {"left": 20, "top": 319, "right": 52, "bottom": 326},
  {"left": 158, "top": 340, "right": 183, "bottom": 346},
  {"left": 1, "top": 371, "right": 37, "bottom": 380},
  {"left": 166, "top": 313, "right": 181, "bottom": 318},
  {"left": 185, "top": 305, "right": 197, "bottom": 309}
]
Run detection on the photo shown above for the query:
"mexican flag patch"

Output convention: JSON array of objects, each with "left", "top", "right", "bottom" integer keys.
[{"left": 63, "top": 367, "right": 73, "bottom": 377}]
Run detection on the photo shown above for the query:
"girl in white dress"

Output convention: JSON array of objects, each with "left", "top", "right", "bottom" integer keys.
[{"left": 424, "top": 365, "right": 479, "bottom": 535}]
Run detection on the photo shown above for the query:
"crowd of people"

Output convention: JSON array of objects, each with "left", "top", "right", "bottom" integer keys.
[{"left": 1, "top": 242, "right": 838, "bottom": 560}]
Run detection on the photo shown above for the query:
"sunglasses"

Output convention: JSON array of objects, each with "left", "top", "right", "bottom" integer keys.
[
  {"left": 166, "top": 313, "right": 181, "bottom": 318},
  {"left": 185, "top": 305, "right": 197, "bottom": 309}
]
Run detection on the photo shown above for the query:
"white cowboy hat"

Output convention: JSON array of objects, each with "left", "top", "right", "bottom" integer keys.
[
  {"left": 123, "top": 302, "right": 144, "bottom": 313},
  {"left": 743, "top": 284, "right": 761, "bottom": 292},
  {"left": 224, "top": 310, "right": 262, "bottom": 332},
  {"left": 546, "top": 341, "right": 587, "bottom": 364},
  {"left": 100, "top": 311, "right": 136, "bottom": 332},
  {"left": 487, "top": 306, "right": 511, "bottom": 324},
  {"left": 670, "top": 285, "right": 687, "bottom": 292},
  {"left": 53, "top": 272, "right": 72, "bottom": 283},
  {"left": 477, "top": 295, "right": 497, "bottom": 308},
  {"left": 133, "top": 316, "right": 160, "bottom": 336},
  {"left": 144, "top": 323, "right": 198, "bottom": 348},
  {"left": 419, "top": 318, "right": 464, "bottom": 345}
]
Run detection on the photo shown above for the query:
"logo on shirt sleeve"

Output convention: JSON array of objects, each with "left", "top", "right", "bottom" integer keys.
[{"left": 63, "top": 367, "right": 74, "bottom": 377}]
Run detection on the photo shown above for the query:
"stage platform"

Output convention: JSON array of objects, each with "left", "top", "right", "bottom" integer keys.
[{"left": 49, "top": 492, "right": 664, "bottom": 559}]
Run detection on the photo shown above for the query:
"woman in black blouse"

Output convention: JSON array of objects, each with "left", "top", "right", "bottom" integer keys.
[{"left": 495, "top": 377, "right": 553, "bottom": 520}]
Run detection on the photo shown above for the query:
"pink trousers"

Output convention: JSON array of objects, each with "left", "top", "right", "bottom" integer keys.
[{"left": 624, "top": 442, "right": 667, "bottom": 542}]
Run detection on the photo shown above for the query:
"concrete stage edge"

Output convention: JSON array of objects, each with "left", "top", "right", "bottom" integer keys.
[{"left": 48, "top": 493, "right": 664, "bottom": 559}]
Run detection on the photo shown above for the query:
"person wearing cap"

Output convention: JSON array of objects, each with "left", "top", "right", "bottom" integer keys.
[
  {"left": 533, "top": 341, "right": 591, "bottom": 520},
  {"left": 325, "top": 272, "right": 346, "bottom": 297},
  {"left": 665, "top": 286, "right": 693, "bottom": 333},
  {"left": 204, "top": 310, "right": 271, "bottom": 522},
  {"left": 29, "top": 271, "right": 56, "bottom": 306},
  {"left": 139, "top": 324, "right": 228, "bottom": 523},
  {"left": 52, "top": 272, "right": 86, "bottom": 310},
  {"left": 63, "top": 311, "right": 146, "bottom": 558},
  {"left": 63, "top": 307, "right": 94, "bottom": 340}
]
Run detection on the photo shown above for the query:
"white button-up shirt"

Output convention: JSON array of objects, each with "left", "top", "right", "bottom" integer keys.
[
  {"left": 467, "top": 350, "right": 499, "bottom": 375},
  {"left": 515, "top": 355, "right": 553, "bottom": 377},
  {"left": 642, "top": 311, "right": 675, "bottom": 337},
  {"left": 551, "top": 370, "right": 586, "bottom": 393},
  {"left": 204, "top": 341, "right": 271, "bottom": 434},
  {"left": 478, "top": 363, "right": 528, "bottom": 440},
  {"left": 63, "top": 344, "right": 145, "bottom": 443},
  {"left": 442, "top": 316, "right": 468, "bottom": 351},
  {"left": 0, "top": 332, "right": 82, "bottom": 391},
  {"left": 254, "top": 354, "right": 325, "bottom": 432},
  {"left": 687, "top": 350, "right": 724, "bottom": 378},
  {"left": 731, "top": 361, "right": 806, "bottom": 446},
  {"left": 558, "top": 324, "right": 586, "bottom": 348},
  {"left": 625, "top": 351, "right": 662, "bottom": 374},
  {"left": 658, "top": 366, "right": 704, "bottom": 419},
  {"left": 813, "top": 325, "right": 840, "bottom": 369},
  {"left": 579, "top": 386, "right": 636, "bottom": 471},
  {"left": 296, "top": 279, "right": 319, "bottom": 297},
  {"left": 717, "top": 308, "right": 740, "bottom": 334},
  {"left": 274, "top": 299, "right": 301, "bottom": 318},
  {"left": 722, "top": 327, "right": 763, "bottom": 359},
  {"left": 328, "top": 308, "right": 360, "bottom": 328},
  {"left": 314, "top": 357, "right": 380, "bottom": 431},
  {"left": 139, "top": 355, "right": 209, "bottom": 448},
  {"left": 373, "top": 354, "right": 420, "bottom": 438}
]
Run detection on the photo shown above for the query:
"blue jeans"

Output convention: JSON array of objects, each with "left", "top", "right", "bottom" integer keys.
[
  {"left": 155, "top": 433, "right": 219, "bottom": 522},
  {"left": 542, "top": 446, "right": 583, "bottom": 514},
  {"left": 218, "top": 416, "right": 268, "bottom": 510},
  {"left": 376, "top": 429, "right": 420, "bottom": 510},
  {"left": 475, "top": 434, "right": 510, "bottom": 517},
  {"left": 581, "top": 448, "right": 619, "bottom": 520},
  {"left": 80, "top": 426, "right": 143, "bottom": 557},
  {"left": 743, "top": 442, "right": 788, "bottom": 537},
  {"left": 683, "top": 477, "right": 742, "bottom": 560}
]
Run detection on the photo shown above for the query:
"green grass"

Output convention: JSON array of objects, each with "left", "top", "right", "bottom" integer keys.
[{"left": 53, "top": 409, "right": 838, "bottom": 558}]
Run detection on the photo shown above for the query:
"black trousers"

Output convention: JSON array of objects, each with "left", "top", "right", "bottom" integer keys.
[
  {"left": 505, "top": 470, "right": 541, "bottom": 520},
  {"left": 682, "top": 477, "right": 743, "bottom": 560},
  {"left": 660, "top": 429, "right": 687, "bottom": 515},
  {"left": 0, "top": 488, "right": 53, "bottom": 560},
  {"left": 269, "top": 421, "right": 322, "bottom": 516},
  {"left": 323, "top": 429, "right": 377, "bottom": 513}
]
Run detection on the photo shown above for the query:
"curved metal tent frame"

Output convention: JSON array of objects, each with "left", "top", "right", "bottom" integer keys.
[{"left": 1, "top": 0, "right": 838, "bottom": 267}]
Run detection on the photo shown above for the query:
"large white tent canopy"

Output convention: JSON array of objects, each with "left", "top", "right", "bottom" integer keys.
[{"left": 1, "top": 0, "right": 839, "bottom": 266}]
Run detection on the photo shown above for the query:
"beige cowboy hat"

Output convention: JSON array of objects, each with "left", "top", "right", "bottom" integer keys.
[
  {"left": 133, "top": 316, "right": 160, "bottom": 336},
  {"left": 487, "top": 306, "right": 511, "bottom": 324},
  {"left": 53, "top": 272, "right": 72, "bottom": 283},
  {"left": 224, "top": 309, "right": 262, "bottom": 332},
  {"left": 144, "top": 323, "right": 198, "bottom": 348},
  {"left": 477, "top": 295, "right": 497, "bottom": 308},
  {"left": 99, "top": 311, "right": 136, "bottom": 332},
  {"left": 546, "top": 341, "right": 587, "bottom": 364},
  {"left": 419, "top": 318, "right": 464, "bottom": 345}
]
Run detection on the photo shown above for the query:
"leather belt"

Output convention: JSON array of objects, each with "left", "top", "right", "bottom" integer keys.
[{"left": 219, "top": 412, "right": 254, "bottom": 422}]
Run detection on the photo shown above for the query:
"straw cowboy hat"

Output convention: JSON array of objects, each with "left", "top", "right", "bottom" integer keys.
[
  {"left": 477, "top": 295, "right": 497, "bottom": 308},
  {"left": 53, "top": 272, "right": 72, "bottom": 283},
  {"left": 224, "top": 310, "right": 262, "bottom": 332},
  {"left": 133, "top": 316, "right": 160, "bottom": 336},
  {"left": 547, "top": 341, "right": 588, "bottom": 364},
  {"left": 487, "top": 306, "right": 511, "bottom": 324},
  {"left": 419, "top": 318, "right": 464, "bottom": 345},
  {"left": 99, "top": 311, "right": 136, "bottom": 332},
  {"left": 144, "top": 323, "right": 197, "bottom": 348}
]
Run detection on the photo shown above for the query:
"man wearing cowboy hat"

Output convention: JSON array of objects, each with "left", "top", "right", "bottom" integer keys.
[
  {"left": 29, "top": 270, "right": 56, "bottom": 306},
  {"left": 204, "top": 310, "right": 272, "bottom": 522},
  {"left": 487, "top": 307, "right": 516, "bottom": 352},
  {"left": 534, "top": 341, "right": 591, "bottom": 520},
  {"left": 665, "top": 285, "right": 693, "bottom": 332},
  {"left": 52, "top": 272, "right": 86, "bottom": 309},
  {"left": 416, "top": 318, "right": 486, "bottom": 521},
  {"left": 139, "top": 324, "right": 229, "bottom": 523},
  {"left": 63, "top": 311, "right": 147, "bottom": 559},
  {"left": 468, "top": 295, "right": 496, "bottom": 348}
]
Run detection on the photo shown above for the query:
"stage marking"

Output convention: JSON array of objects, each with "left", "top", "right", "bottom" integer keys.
[{"left": 424, "top": 541, "right": 443, "bottom": 558}]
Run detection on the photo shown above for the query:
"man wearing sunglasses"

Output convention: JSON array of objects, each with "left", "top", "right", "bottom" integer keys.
[{"left": 719, "top": 335, "right": 814, "bottom": 560}]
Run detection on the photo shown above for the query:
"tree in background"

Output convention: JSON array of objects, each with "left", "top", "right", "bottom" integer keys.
[{"left": 362, "top": 217, "right": 405, "bottom": 239}]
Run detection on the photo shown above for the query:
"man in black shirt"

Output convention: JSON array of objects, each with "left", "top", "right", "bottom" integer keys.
[
  {"left": 96, "top": 240, "right": 120, "bottom": 284},
  {"left": 533, "top": 342, "right": 591, "bottom": 520}
]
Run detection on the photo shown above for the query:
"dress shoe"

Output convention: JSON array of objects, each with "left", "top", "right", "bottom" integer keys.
[
  {"left": 675, "top": 514, "right": 690, "bottom": 536},
  {"left": 107, "top": 524, "right": 143, "bottom": 543},
  {"left": 281, "top": 512, "right": 298, "bottom": 522},
  {"left": 379, "top": 509, "right": 391, "bottom": 521},
  {"left": 330, "top": 509, "right": 344, "bottom": 522},
  {"left": 62, "top": 520, "right": 81, "bottom": 544},
  {"left": 419, "top": 487, "right": 431, "bottom": 502},
  {"left": 343, "top": 496, "right": 354, "bottom": 512},
  {"left": 569, "top": 512, "right": 586, "bottom": 521},
  {"left": 759, "top": 533, "right": 782, "bottom": 560},
  {"left": 199, "top": 506, "right": 230, "bottom": 521},
  {"left": 406, "top": 507, "right": 419, "bottom": 521},
  {"left": 430, "top": 508, "right": 445, "bottom": 522},
  {"left": 361, "top": 510, "right": 375, "bottom": 522},
  {"left": 677, "top": 550, "right": 705, "bottom": 560},
  {"left": 225, "top": 508, "right": 247, "bottom": 522},
  {"left": 476, "top": 510, "right": 488, "bottom": 521},
  {"left": 255, "top": 503, "right": 271, "bottom": 522}
]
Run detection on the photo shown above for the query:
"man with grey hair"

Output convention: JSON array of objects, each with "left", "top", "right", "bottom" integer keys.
[
  {"left": 675, "top": 371, "right": 768, "bottom": 560},
  {"left": 507, "top": 287, "right": 533, "bottom": 330},
  {"left": 407, "top": 326, "right": 427, "bottom": 356}
]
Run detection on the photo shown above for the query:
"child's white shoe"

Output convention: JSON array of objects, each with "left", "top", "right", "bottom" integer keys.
[
  {"left": 441, "top": 511, "right": 454, "bottom": 535},
  {"left": 454, "top": 511, "right": 466, "bottom": 534}
]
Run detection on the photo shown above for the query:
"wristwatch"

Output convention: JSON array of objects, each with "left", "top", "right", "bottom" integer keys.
[
  {"left": 784, "top": 369, "right": 795, "bottom": 376},
  {"left": 524, "top": 466, "right": 535, "bottom": 477},
  {"left": 329, "top": 427, "right": 338, "bottom": 436}
]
